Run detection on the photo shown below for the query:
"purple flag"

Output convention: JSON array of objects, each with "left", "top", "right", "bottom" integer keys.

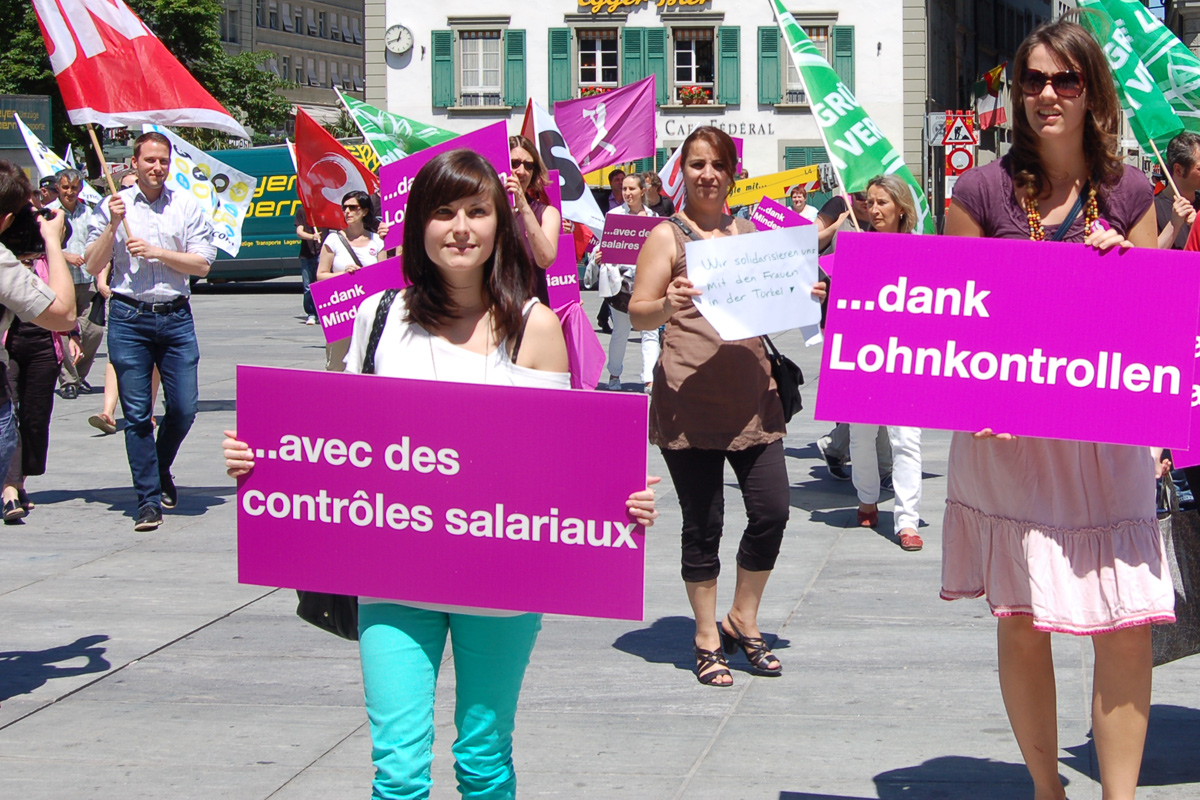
[{"left": 554, "top": 77, "right": 657, "bottom": 174}]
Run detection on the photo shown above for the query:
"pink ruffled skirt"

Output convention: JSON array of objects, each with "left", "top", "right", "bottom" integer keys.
[{"left": 941, "top": 433, "right": 1175, "bottom": 636}]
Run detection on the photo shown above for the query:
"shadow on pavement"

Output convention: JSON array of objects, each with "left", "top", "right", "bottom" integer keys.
[
  {"left": 0, "top": 635, "right": 111, "bottom": 701},
  {"left": 780, "top": 755, "right": 1042, "bottom": 799},
  {"left": 30, "top": 485, "right": 236, "bottom": 518},
  {"left": 1061, "top": 703, "right": 1200, "bottom": 788},
  {"left": 612, "top": 615, "right": 791, "bottom": 676}
]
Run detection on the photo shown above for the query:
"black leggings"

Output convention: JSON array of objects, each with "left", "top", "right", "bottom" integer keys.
[{"left": 661, "top": 440, "right": 790, "bottom": 583}]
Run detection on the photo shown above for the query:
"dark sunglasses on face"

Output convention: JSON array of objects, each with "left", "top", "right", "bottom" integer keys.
[
  {"left": 1020, "top": 69, "right": 1085, "bottom": 98},
  {"left": 851, "top": 192, "right": 867, "bottom": 202},
  {"left": 511, "top": 158, "right": 536, "bottom": 171},
  {"left": 342, "top": 203, "right": 361, "bottom": 211}
]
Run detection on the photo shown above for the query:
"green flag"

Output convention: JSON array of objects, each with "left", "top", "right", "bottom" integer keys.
[
  {"left": 770, "top": 0, "right": 933, "bottom": 233},
  {"left": 335, "top": 88, "right": 457, "bottom": 166},
  {"left": 1079, "top": 1, "right": 1185, "bottom": 157},
  {"left": 1078, "top": 0, "right": 1200, "bottom": 135}
]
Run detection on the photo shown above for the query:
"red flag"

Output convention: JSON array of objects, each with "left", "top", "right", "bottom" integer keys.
[
  {"left": 294, "top": 108, "right": 379, "bottom": 229},
  {"left": 31, "top": 0, "right": 248, "bottom": 138}
]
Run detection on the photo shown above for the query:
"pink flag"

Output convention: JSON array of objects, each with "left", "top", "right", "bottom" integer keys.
[{"left": 553, "top": 77, "right": 657, "bottom": 174}]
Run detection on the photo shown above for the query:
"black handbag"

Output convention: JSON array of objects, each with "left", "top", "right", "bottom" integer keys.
[
  {"left": 87, "top": 292, "right": 106, "bottom": 327},
  {"left": 294, "top": 288, "right": 401, "bottom": 641},
  {"left": 761, "top": 335, "right": 804, "bottom": 423},
  {"left": 1154, "top": 474, "right": 1200, "bottom": 666}
]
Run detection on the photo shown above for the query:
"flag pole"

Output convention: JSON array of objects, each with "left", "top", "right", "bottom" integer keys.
[
  {"left": 85, "top": 123, "right": 132, "bottom": 238},
  {"left": 1148, "top": 137, "right": 1184, "bottom": 199}
]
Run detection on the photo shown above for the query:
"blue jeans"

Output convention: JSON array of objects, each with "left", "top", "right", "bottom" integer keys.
[
  {"left": 358, "top": 603, "right": 542, "bottom": 800},
  {"left": 300, "top": 255, "right": 319, "bottom": 317},
  {"left": 106, "top": 300, "right": 200, "bottom": 509},
  {"left": 0, "top": 400, "right": 19, "bottom": 485}
]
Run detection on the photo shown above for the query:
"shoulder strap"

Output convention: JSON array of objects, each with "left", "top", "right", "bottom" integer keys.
[
  {"left": 361, "top": 289, "right": 401, "bottom": 375},
  {"left": 760, "top": 334, "right": 781, "bottom": 359},
  {"left": 668, "top": 215, "right": 705, "bottom": 242},
  {"left": 509, "top": 298, "right": 539, "bottom": 364},
  {"left": 337, "top": 231, "right": 366, "bottom": 268},
  {"left": 1049, "top": 185, "right": 1088, "bottom": 242}
]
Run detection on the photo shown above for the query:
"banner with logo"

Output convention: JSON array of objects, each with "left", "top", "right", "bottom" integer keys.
[
  {"left": 521, "top": 100, "right": 607, "bottom": 234},
  {"left": 335, "top": 88, "right": 456, "bottom": 166},
  {"left": 15, "top": 113, "right": 103, "bottom": 205},
  {"left": 294, "top": 108, "right": 379, "bottom": 229},
  {"left": 553, "top": 76, "right": 657, "bottom": 174},
  {"left": 143, "top": 125, "right": 256, "bottom": 256}
]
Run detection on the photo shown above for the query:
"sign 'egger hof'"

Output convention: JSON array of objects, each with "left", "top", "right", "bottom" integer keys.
[{"left": 580, "top": 0, "right": 706, "bottom": 13}]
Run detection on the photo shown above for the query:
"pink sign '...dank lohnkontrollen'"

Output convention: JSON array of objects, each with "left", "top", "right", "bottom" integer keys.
[
  {"left": 236, "top": 366, "right": 650, "bottom": 620},
  {"left": 815, "top": 232, "right": 1200, "bottom": 448}
]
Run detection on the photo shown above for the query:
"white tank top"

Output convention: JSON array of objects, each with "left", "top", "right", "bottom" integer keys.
[{"left": 345, "top": 291, "right": 569, "bottom": 614}]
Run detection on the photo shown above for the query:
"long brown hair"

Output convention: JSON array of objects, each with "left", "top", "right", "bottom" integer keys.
[
  {"left": 1009, "top": 15, "right": 1123, "bottom": 199},
  {"left": 401, "top": 150, "right": 535, "bottom": 343}
]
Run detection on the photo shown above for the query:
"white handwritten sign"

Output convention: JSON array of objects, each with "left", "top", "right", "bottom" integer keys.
[{"left": 685, "top": 226, "right": 821, "bottom": 341}]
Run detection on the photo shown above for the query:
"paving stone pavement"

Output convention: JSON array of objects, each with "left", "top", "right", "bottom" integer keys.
[{"left": 0, "top": 281, "right": 1197, "bottom": 799}]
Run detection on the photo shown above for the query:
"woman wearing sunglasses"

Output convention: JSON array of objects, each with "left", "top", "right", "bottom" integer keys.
[
  {"left": 315, "top": 191, "right": 386, "bottom": 371},
  {"left": 506, "top": 136, "right": 561, "bottom": 305},
  {"left": 942, "top": 17, "right": 1171, "bottom": 800}
]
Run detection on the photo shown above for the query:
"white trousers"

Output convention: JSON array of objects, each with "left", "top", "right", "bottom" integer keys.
[
  {"left": 607, "top": 309, "right": 661, "bottom": 384},
  {"left": 849, "top": 424, "right": 922, "bottom": 534}
]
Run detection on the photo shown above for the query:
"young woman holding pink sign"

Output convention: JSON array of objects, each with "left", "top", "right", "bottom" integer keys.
[
  {"left": 225, "top": 150, "right": 657, "bottom": 800},
  {"left": 942, "top": 17, "right": 1172, "bottom": 800}
]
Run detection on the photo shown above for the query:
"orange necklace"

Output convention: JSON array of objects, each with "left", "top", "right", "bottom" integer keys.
[{"left": 1024, "top": 184, "right": 1098, "bottom": 241}]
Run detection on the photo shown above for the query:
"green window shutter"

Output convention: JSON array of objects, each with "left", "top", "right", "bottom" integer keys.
[
  {"left": 832, "top": 25, "right": 854, "bottom": 93},
  {"left": 717, "top": 26, "right": 740, "bottom": 105},
  {"left": 655, "top": 147, "right": 670, "bottom": 171},
  {"left": 504, "top": 29, "right": 527, "bottom": 108},
  {"left": 431, "top": 30, "right": 454, "bottom": 108},
  {"left": 631, "top": 157, "right": 654, "bottom": 174},
  {"left": 757, "top": 26, "right": 781, "bottom": 105},
  {"left": 645, "top": 28, "right": 668, "bottom": 104},
  {"left": 548, "top": 28, "right": 572, "bottom": 104},
  {"left": 783, "top": 146, "right": 806, "bottom": 170},
  {"left": 622, "top": 28, "right": 645, "bottom": 84}
]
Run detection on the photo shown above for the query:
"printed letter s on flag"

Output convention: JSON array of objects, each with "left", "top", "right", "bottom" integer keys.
[{"left": 538, "top": 129, "right": 587, "bottom": 204}]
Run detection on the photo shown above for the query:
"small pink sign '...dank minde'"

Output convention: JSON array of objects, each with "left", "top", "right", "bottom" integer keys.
[
  {"left": 236, "top": 366, "right": 650, "bottom": 620},
  {"left": 815, "top": 232, "right": 1200, "bottom": 448},
  {"left": 309, "top": 257, "right": 408, "bottom": 343},
  {"left": 751, "top": 196, "right": 811, "bottom": 232},
  {"left": 600, "top": 214, "right": 663, "bottom": 267}
]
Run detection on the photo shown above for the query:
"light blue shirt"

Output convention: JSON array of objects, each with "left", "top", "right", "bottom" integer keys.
[
  {"left": 47, "top": 198, "right": 94, "bottom": 285},
  {"left": 87, "top": 185, "right": 216, "bottom": 302}
]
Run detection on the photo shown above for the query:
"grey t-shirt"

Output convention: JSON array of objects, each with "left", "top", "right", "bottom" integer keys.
[{"left": 0, "top": 245, "right": 58, "bottom": 403}]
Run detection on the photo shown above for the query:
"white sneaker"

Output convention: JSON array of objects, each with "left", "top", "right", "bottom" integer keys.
[
  {"left": 305, "top": 315, "right": 317, "bottom": 325},
  {"left": 644, "top": 381, "right": 653, "bottom": 394},
  {"left": 607, "top": 376, "right": 622, "bottom": 391}
]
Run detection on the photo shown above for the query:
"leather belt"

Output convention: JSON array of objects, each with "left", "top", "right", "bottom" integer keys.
[{"left": 110, "top": 293, "right": 190, "bottom": 314}]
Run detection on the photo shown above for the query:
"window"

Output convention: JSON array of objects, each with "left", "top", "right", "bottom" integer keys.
[
  {"left": 281, "top": 3, "right": 292, "bottom": 32},
  {"left": 353, "top": 65, "right": 362, "bottom": 91},
  {"left": 673, "top": 28, "right": 714, "bottom": 102},
  {"left": 306, "top": 8, "right": 317, "bottom": 36},
  {"left": 295, "top": 65, "right": 303, "bottom": 83},
  {"left": 294, "top": 6, "right": 303, "bottom": 33},
  {"left": 281, "top": 55, "right": 290, "bottom": 78},
  {"left": 578, "top": 29, "right": 618, "bottom": 89},
  {"left": 268, "top": 0, "right": 278, "bottom": 30},
  {"left": 460, "top": 31, "right": 503, "bottom": 106},
  {"left": 784, "top": 27, "right": 827, "bottom": 103},
  {"left": 331, "top": 14, "right": 340, "bottom": 41},
  {"left": 255, "top": 0, "right": 263, "bottom": 27},
  {"left": 352, "top": 17, "right": 363, "bottom": 45},
  {"left": 330, "top": 62, "right": 339, "bottom": 87},
  {"left": 318, "top": 11, "right": 326, "bottom": 38}
]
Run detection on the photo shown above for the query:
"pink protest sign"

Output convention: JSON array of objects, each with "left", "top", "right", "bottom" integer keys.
[
  {"left": 547, "top": 232, "right": 582, "bottom": 307},
  {"left": 309, "top": 257, "right": 408, "bottom": 343},
  {"left": 815, "top": 233, "right": 1200, "bottom": 448},
  {"left": 1168, "top": 328, "right": 1200, "bottom": 469},
  {"left": 600, "top": 214, "right": 662, "bottom": 266},
  {"left": 379, "top": 121, "right": 511, "bottom": 249},
  {"left": 751, "top": 196, "right": 811, "bottom": 232},
  {"left": 236, "top": 366, "right": 649, "bottom": 620}
]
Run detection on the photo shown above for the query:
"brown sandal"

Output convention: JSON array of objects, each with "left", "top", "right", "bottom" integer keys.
[{"left": 694, "top": 642, "right": 732, "bottom": 687}]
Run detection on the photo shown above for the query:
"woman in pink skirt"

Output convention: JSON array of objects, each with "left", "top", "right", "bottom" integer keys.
[{"left": 941, "top": 17, "right": 1174, "bottom": 800}]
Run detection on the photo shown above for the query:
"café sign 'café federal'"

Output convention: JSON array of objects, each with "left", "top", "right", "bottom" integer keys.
[{"left": 365, "top": 0, "right": 927, "bottom": 202}]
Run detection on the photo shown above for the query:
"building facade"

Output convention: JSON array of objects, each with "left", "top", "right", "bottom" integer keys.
[
  {"left": 1167, "top": 0, "right": 1200, "bottom": 50},
  {"left": 219, "top": 0, "right": 367, "bottom": 122},
  {"left": 365, "top": 0, "right": 925, "bottom": 194}
]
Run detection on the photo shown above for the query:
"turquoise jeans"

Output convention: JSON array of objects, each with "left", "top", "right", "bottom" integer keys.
[{"left": 358, "top": 603, "right": 542, "bottom": 800}]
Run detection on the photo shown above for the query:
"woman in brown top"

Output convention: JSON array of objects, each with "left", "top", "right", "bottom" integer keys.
[{"left": 630, "top": 127, "right": 825, "bottom": 686}]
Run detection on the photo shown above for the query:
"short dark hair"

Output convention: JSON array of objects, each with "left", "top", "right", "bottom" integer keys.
[
  {"left": 341, "top": 190, "right": 378, "bottom": 230},
  {"left": 133, "top": 131, "right": 172, "bottom": 159},
  {"left": 0, "top": 161, "right": 33, "bottom": 218},
  {"left": 608, "top": 169, "right": 626, "bottom": 182},
  {"left": 679, "top": 125, "right": 739, "bottom": 199},
  {"left": 401, "top": 150, "right": 535, "bottom": 345},
  {"left": 1166, "top": 132, "right": 1200, "bottom": 176}
]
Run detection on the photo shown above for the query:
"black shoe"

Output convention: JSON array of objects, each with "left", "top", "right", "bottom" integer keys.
[
  {"left": 160, "top": 473, "right": 177, "bottom": 510},
  {"left": 3, "top": 499, "right": 27, "bottom": 523},
  {"left": 134, "top": 505, "right": 162, "bottom": 531},
  {"left": 61, "top": 384, "right": 78, "bottom": 400},
  {"left": 79, "top": 380, "right": 94, "bottom": 394},
  {"left": 17, "top": 488, "right": 33, "bottom": 512}
]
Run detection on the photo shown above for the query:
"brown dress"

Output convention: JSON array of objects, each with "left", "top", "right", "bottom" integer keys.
[{"left": 648, "top": 217, "right": 785, "bottom": 451}]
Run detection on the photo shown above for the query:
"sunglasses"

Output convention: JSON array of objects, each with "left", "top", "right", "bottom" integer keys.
[
  {"left": 1020, "top": 69, "right": 1085, "bottom": 98},
  {"left": 851, "top": 192, "right": 868, "bottom": 202},
  {"left": 342, "top": 203, "right": 361, "bottom": 211},
  {"left": 511, "top": 158, "right": 536, "bottom": 171}
]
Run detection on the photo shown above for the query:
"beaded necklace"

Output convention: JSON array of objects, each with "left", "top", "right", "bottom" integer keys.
[{"left": 1024, "top": 184, "right": 1098, "bottom": 241}]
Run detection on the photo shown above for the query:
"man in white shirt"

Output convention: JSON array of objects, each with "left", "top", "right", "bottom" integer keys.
[
  {"left": 48, "top": 168, "right": 101, "bottom": 399},
  {"left": 86, "top": 132, "right": 216, "bottom": 531}
]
